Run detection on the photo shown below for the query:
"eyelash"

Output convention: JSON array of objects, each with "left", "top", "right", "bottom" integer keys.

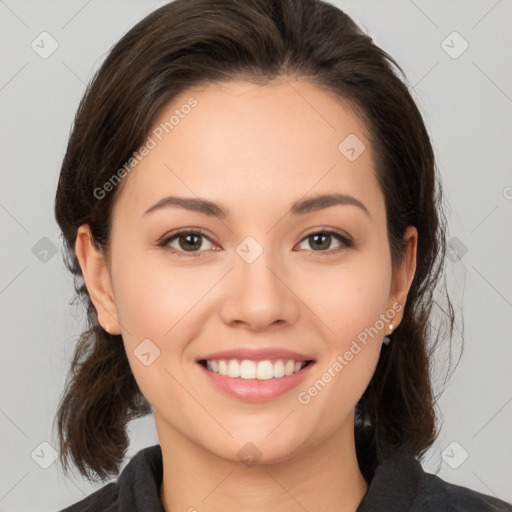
[{"left": 158, "top": 227, "right": 353, "bottom": 258}]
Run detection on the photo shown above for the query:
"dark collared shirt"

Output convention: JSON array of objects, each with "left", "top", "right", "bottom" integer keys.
[{"left": 60, "top": 444, "right": 512, "bottom": 511}]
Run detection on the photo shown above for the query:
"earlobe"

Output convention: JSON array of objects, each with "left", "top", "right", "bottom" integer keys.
[{"left": 74, "top": 225, "right": 121, "bottom": 335}]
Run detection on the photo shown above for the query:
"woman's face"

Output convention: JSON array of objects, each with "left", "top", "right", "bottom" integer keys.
[{"left": 79, "top": 78, "right": 416, "bottom": 464}]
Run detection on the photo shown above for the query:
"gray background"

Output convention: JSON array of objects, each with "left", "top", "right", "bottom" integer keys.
[{"left": 1, "top": 0, "right": 511, "bottom": 510}]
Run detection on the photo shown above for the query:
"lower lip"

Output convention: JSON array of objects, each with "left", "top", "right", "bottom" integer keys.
[{"left": 197, "top": 362, "right": 315, "bottom": 402}]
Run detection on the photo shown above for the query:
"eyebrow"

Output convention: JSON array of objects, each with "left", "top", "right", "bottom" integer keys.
[{"left": 143, "top": 193, "right": 370, "bottom": 219}]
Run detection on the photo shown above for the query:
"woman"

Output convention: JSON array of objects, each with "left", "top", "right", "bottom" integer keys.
[{"left": 54, "top": 0, "right": 512, "bottom": 510}]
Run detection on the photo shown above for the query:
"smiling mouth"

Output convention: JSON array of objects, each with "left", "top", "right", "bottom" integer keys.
[{"left": 198, "top": 358, "right": 315, "bottom": 380}]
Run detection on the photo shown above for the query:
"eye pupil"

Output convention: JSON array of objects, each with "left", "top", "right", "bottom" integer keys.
[
  {"left": 310, "top": 233, "right": 331, "bottom": 250},
  {"left": 180, "top": 233, "right": 201, "bottom": 251}
]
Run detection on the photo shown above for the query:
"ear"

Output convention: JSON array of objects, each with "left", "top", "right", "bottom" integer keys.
[
  {"left": 74, "top": 224, "right": 121, "bottom": 335},
  {"left": 386, "top": 226, "right": 417, "bottom": 328}
]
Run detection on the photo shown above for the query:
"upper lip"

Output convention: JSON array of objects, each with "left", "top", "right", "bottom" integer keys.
[{"left": 197, "top": 348, "right": 315, "bottom": 362}]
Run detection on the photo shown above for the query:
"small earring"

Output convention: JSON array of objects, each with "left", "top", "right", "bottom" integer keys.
[{"left": 383, "top": 323, "right": 394, "bottom": 346}]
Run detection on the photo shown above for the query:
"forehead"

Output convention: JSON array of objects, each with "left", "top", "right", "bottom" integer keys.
[{"left": 113, "top": 78, "right": 383, "bottom": 222}]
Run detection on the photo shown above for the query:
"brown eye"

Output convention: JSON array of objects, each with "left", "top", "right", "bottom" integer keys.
[
  {"left": 177, "top": 233, "right": 203, "bottom": 251},
  {"left": 160, "top": 229, "right": 216, "bottom": 256},
  {"left": 296, "top": 230, "right": 352, "bottom": 253},
  {"left": 308, "top": 233, "right": 332, "bottom": 251}
]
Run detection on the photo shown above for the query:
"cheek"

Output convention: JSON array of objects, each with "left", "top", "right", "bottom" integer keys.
[
  {"left": 110, "top": 253, "right": 210, "bottom": 410},
  {"left": 112, "top": 249, "right": 214, "bottom": 340},
  {"left": 300, "top": 254, "right": 391, "bottom": 342},
  {"left": 298, "top": 252, "right": 391, "bottom": 400},
  {"left": 111, "top": 252, "right": 218, "bottom": 405}
]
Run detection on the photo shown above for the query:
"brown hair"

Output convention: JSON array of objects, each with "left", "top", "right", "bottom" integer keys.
[{"left": 53, "top": 0, "right": 456, "bottom": 483}]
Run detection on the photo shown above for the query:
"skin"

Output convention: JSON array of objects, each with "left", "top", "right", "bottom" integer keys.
[{"left": 75, "top": 77, "right": 417, "bottom": 512}]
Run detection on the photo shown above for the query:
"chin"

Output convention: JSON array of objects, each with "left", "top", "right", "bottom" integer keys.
[{"left": 200, "top": 428, "right": 309, "bottom": 467}]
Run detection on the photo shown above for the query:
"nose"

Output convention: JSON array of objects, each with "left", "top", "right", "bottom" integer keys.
[{"left": 218, "top": 246, "right": 300, "bottom": 332}]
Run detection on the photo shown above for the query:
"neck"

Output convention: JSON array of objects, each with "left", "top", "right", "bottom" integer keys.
[{"left": 157, "top": 415, "right": 368, "bottom": 512}]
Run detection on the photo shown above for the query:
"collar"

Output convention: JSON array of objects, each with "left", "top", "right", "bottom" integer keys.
[
  {"left": 119, "top": 444, "right": 424, "bottom": 512},
  {"left": 356, "top": 447, "right": 425, "bottom": 511}
]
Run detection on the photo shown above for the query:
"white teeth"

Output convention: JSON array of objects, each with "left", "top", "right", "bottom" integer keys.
[
  {"left": 227, "top": 359, "right": 240, "bottom": 378},
  {"left": 203, "top": 358, "right": 308, "bottom": 380},
  {"left": 273, "top": 360, "right": 285, "bottom": 377},
  {"left": 240, "top": 360, "right": 256, "bottom": 379},
  {"left": 256, "top": 360, "right": 274, "bottom": 380}
]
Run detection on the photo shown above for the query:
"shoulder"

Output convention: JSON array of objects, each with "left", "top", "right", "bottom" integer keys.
[
  {"left": 59, "top": 482, "right": 117, "bottom": 512},
  {"left": 357, "top": 448, "right": 512, "bottom": 512},
  {"left": 416, "top": 472, "right": 512, "bottom": 512},
  {"left": 59, "top": 445, "right": 164, "bottom": 512}
]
